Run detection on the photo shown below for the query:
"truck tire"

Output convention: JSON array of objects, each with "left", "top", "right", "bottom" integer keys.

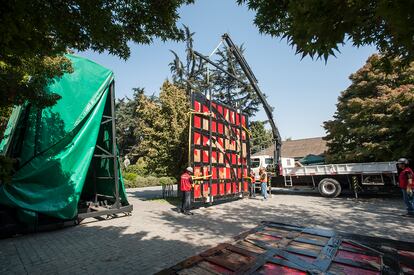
[{"left": 318, "top": 178, "right": 341, "bottom": 198}]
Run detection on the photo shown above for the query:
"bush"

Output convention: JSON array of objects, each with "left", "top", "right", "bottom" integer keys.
[
  {"left": 123, "top": 172, "right": 137, "bottom": 182},
  {"left": 159, "top": 176, "right": 176, "bottom": 186},
  {"left": 125, "top": 158, "right": 148, "bottom": 176},
  {"left": 123, "top": 175, "right": 176, "bottom": 188}
]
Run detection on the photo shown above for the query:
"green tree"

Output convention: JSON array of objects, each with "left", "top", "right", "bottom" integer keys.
[
  {"left": 1, "top": 0, "right": 193, "bottom": 109},
  {"left": 0, "top": 106, "right": 12, "bottom": 140},
  {"left": 250, "top": 121, "right": 273, "bottom": 154},
  {"left": 324, "top": 54, "right": 414, "bottom": 163},
  {"left": 238, "top": 0, "right": 414, "bottom": 62},
  {"left": 136, "top": 81, "right": 190, "bottom": 177},
  {"left": 116, "top": 88, "right": 145, "bottom": 160},
  {"left": 169, "top": 25, "right": 206, "bottom": 95},
  {"left": 211, "top": 45, "right": 262, "bottom": 116}
]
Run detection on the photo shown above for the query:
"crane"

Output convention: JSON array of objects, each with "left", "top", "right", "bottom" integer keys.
[{"left": 193, "top": 33, "right": 282, "bottom": 173}]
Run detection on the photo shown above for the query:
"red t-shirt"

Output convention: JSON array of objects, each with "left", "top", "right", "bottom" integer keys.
[
  {"left": 180, "top": 172, "right": 192, "bottom": 191},
  {"left": 399, "top": 167, "right": 413, "bottom": 189}
]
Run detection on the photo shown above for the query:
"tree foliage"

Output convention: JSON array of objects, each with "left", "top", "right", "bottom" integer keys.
[
  {"left": 135, "top": 81, "right": 190, "bottom": 177},
  {"left": 238, "top": 0, "right": 414, "bottom": 62},
  {"left": 169, "top": 25, "right": 206, "bottom": 95},
  {"left": 211, "top": 46, "right": 262, "bottom": 117},
  {"left": 1, "top": 0, "right": 193, "bottom": 108},
  {"left": 324, "top": 54, "right": 414, "bottom": 163},
  {"left": 116, "top": 88, "right": 145, "bottom": 161},
  {"left": 250, "top": 121, "right": 273, "bottom": 154}
]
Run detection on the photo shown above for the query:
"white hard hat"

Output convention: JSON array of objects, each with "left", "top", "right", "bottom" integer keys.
[{"left": 186, "top": 167, "right": 193, "bottom": 173}]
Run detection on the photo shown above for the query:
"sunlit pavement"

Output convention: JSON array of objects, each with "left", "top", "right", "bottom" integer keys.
[{"left": 1, "top": 186, "right": 413, "bottom": 274}]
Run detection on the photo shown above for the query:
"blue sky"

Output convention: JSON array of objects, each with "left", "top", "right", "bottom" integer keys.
[{"left": 79, "top": 0, "right": 377, "bottom": 140}]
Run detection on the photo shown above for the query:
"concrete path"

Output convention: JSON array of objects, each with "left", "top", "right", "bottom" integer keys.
[{"left": 0, "top": 187, "right": 413, "bottom": 274}]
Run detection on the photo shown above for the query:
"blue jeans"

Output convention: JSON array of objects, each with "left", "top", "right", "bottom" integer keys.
[
  {"left": 402, "top": 189, "right": 414, "bottom": 213},
  {"left": 261, "top": 182, "right": 268, "bottom": 199}
]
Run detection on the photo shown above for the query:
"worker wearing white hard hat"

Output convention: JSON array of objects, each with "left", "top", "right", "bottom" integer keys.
[{"left": 180, "top": 167, "right": 194, "bottom": 215}]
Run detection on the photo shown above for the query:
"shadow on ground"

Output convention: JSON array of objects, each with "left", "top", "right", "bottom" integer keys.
[
  {"left": 155, "top": 194, "right": 414, "bottom": 245},
  {"left": 0, "top": 224, "right": 206, "bottom": 274}
]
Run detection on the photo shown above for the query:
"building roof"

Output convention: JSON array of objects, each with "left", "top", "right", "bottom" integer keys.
[{"left": 252, "top": 137, "right": 327, "bottom": 158}]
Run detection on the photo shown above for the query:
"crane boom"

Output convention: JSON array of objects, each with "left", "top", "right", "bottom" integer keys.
[
  {"left": 221, "top": 34, "right": 282, "bottom": 170},
  {"left": 193, "top": 34, "right": 282, "bottom": 171}
]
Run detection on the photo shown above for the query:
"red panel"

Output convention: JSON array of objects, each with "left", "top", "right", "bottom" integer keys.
[
  {"left": 203, "top": 150, "right": 209, "bottom": 163},
  {"left": 212, "top": 166, "right": 217, "bottom": 179},
  {"left": 236, "top": 113, "right": 240, "bottom": 125},
  {"left": 194, "top": 149, "right": 200, "bottom": 162},
  {"left": 202, "top": 135, "right": 209, "bottom": 146},
  {"left": 335, "top": 250, "right": 381, "bottom": 266},
  {"left": 194, "top": 132, "right": 201, "bottom": 145},
  {"left": 229, "top": 110, "right": 234, "bottom": 123},
  {"left": 218, "top": 123, "right": 224, "bottom": 134},
  {"left": 226, "top": 183, "right": 231, "bottom": 194},
  {"left": 258, "top": 263, "right": 306, "bottom": 275},
  {"left": 232, "top": 154, "right": 237, "bottom": 165},
  {"left": 203, "top": 183, "right": 209, "bottom": 194},
  {"left": 232, "top": 182, "right": 237, "bottom": 192},
  {"left": 217, "top": 105, "right": 223, "bottom": 115},
  {"left": 202, "top": 104, "right": 209, "bottom": 113},
  {"left": 219, "top": 183, "right": 225, "bottom": 195},
  {"left": 212, "top": 121, "right": 217, "bottom": 132},
  {"left": 194, "top": 184, "right": 201, "bottom": 198},
  {"left": 194, "top": 100, "right": 201, "bottom": 112},
  {"left": 329, "top": 263, "right": 379, "bottom": 275},
  {"left": 219, "top": 167, "right": 225, "bottom": 178},
  {"left": 211, "top": 183, "right": 217, "bottom": 196},
  {"left": 194, "top": 115, "right": 201, "bottom": 128},
  {"left": 241, "top": 115, "right": 246, "bottom": 127},
  {"left": 212, "top": 152, "right": 217, "bottom": 164},
  {"left": 243, "top": 181, "right": 248, "bottom": 192}
]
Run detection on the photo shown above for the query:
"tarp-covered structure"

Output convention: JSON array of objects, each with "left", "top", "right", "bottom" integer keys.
[{"left": 0, "top": 55, "right": 129, "bottom": 224}]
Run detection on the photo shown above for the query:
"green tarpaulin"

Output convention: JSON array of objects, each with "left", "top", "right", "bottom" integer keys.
[
  {"left": 0, "top": 54, "right": 128, "bottom": 223},
  {"left": 298, "top": 154, "right": 325, "bottom": 165}
]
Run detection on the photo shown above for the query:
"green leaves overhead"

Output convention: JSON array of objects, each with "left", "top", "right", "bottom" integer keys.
[
  {"left": 238, "top": 0, "right": 414, "bottom": 62},
  {"left": 1, "top": 0, "right": 193, "bottom": 109},
  {"left": 324, "top": 54, "right": 414, "bottom": 163}
]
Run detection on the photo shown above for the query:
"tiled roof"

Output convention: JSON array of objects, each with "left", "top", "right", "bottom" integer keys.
[{"left": 252, "top": 137, "right": 327, "bottom": 158}]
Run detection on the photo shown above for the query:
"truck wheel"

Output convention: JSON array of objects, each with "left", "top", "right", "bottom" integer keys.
[{"left": 318, "top": 178, "right": 341, "bottom": 198}]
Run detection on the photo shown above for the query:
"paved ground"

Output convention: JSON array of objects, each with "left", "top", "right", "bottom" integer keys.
[{"left": 1, "top": 187, "right": 413, "bottom": 274}]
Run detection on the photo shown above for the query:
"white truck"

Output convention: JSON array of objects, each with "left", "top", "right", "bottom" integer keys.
[
  {"left": 251, "top": 155, "right": 295, "bottom": 181},
  {"left": 272, "top": 161, "right": 398, "bottom": 197}
]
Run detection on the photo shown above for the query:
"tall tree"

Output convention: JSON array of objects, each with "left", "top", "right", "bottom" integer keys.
[
  {"left": 1, "top": 0, "right": 193, "bottom": 109},
  {"left": 136, "top": 81, "right": 190, "bottom": 177},
  {"left": 250, "top": 121, "right": 273, "bottom": 154},
  {"left": 324, "top": 54, "right": 414, "bottom": 163},
  {"left": 116, "top": 88, "right": 145, "bottom": 160},
  {"left": 238, "top": 0, "right": 414, "bottom": 62},
  {"left": 211, "top": 45, "right": 262, "bottom": 116},
  {"left": 169, "top": 25, "right": 206, "bottom": 95}
]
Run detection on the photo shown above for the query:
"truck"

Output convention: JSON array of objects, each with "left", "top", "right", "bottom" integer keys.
[{"left": 273, "top": 161, "right": 399, "bottom": 198}]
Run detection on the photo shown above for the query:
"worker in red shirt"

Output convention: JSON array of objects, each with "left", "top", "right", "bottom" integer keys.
[
  {"left": 397, "top": 158, "right": 414, "bottom": 216},
  {"left": 180, "top": 167, "right": 194, "bottom": 215}
]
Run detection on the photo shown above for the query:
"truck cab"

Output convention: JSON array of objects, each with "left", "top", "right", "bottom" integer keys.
[{"left": 251, "top": 155, "right": 295, "bottom": 181}]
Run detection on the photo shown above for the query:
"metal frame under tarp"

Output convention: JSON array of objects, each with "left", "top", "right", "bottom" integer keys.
[{"left": 77, "top": 80, "right": 132, "bottom": 220}]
